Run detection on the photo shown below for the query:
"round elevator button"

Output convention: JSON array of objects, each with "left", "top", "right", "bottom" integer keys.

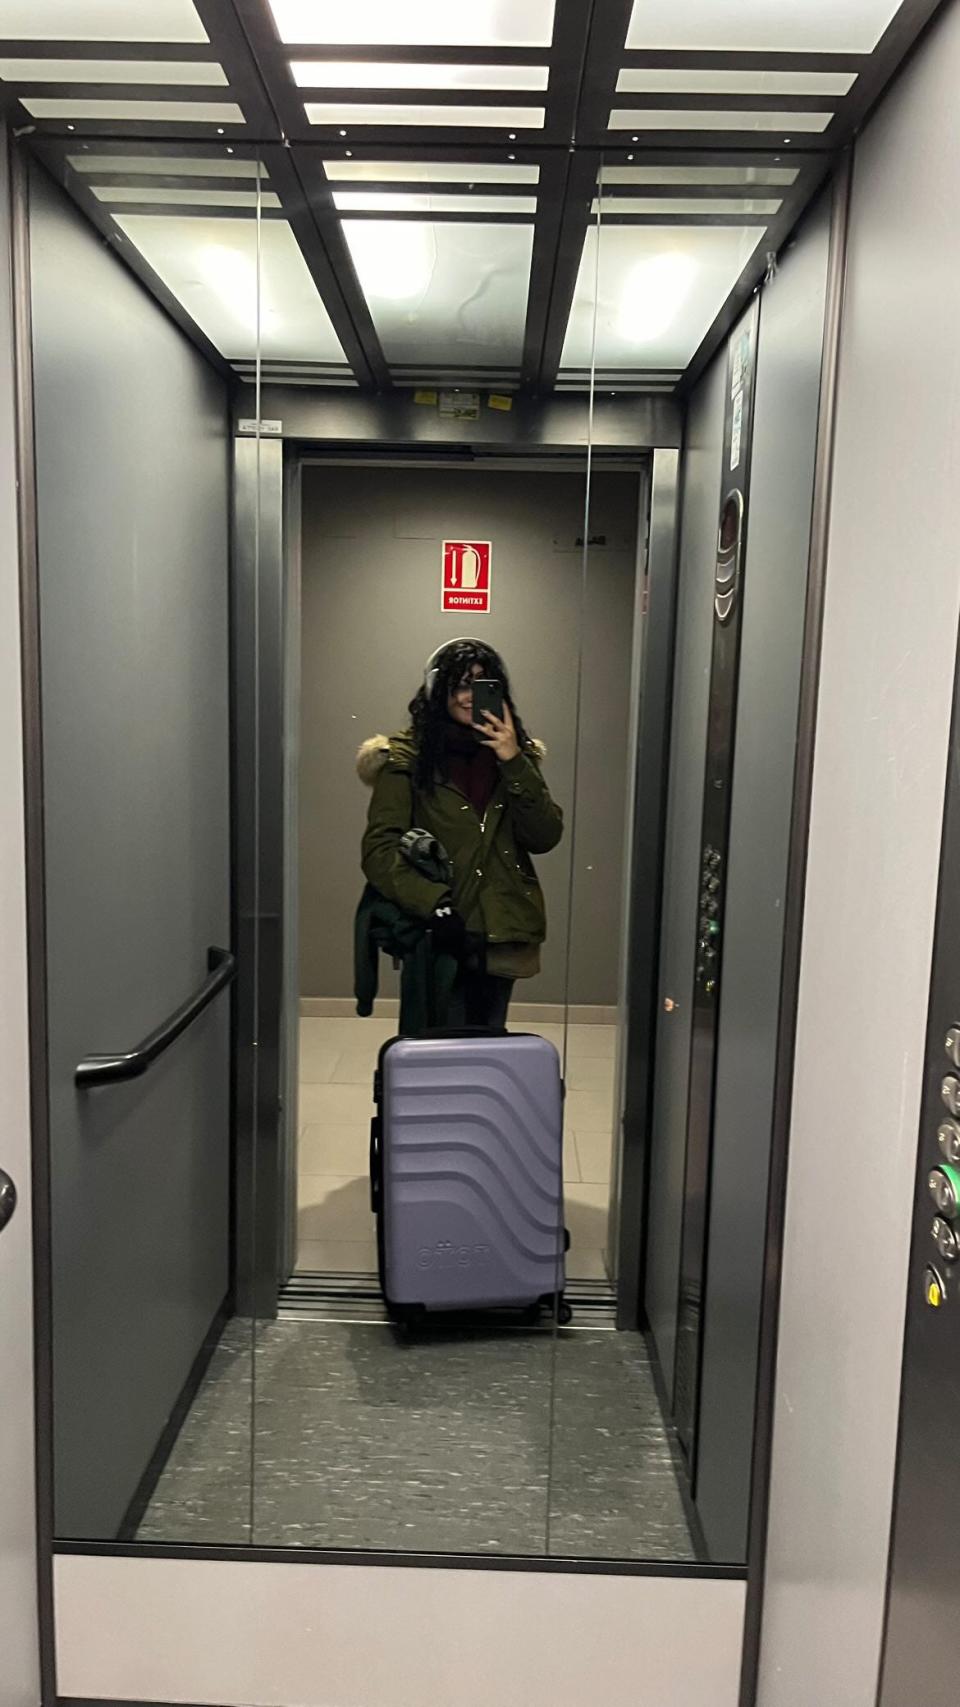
[
  {"left": 942, "top": 1076, "right": 960, "bottom": 1116},
  {"left": 924, "top": 1265, "right": 947, "bottom": 1309},
  {"left": 928, "top": 1165, "right": 960, "bottom": 1218},
  {"left": 939, "top": 1121, "right": 960, "bottom": 1166}
]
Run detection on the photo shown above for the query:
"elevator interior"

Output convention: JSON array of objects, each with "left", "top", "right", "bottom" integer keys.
[{"left": 6, "top": 0, "right": 940, "bottom": 1583}]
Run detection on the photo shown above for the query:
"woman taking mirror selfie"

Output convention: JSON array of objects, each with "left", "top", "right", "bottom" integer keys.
[{"left": 356, "top": 638, "right": 563, "bottom": 1032}]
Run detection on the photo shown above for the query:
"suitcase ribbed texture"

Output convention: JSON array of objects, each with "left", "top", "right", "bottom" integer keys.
[{"left": 377, "top": 1034, "right": 565, "bottom": 1312}]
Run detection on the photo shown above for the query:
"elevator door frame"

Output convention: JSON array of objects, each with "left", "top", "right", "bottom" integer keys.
[{"left": 235, "top": 433, "right": 675, "bottom": 1327}]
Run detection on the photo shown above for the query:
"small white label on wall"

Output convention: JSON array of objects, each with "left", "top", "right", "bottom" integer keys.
[{"left": 237, "top": 418, "right": 282, "bottom": 436}]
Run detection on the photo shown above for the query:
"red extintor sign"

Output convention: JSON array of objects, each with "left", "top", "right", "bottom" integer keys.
[{"left": 442, "top": 540, "right": 491, "bottom": 613}]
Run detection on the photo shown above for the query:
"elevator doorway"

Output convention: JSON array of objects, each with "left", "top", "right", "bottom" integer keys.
[{"left": 283, "top": 456, "right": 648, "bottom": 1309}]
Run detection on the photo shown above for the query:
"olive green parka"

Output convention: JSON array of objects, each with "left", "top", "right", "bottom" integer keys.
[{"left": 358, "top": 730, "right": 563, "bottom": 947}]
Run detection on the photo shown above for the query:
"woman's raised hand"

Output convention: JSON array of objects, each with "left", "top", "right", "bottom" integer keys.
[{"left": 475, "top": 701, "right": 520, "bottom": 764}]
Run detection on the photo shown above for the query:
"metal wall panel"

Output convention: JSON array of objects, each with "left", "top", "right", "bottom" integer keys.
[
  {"left": 757, "top": 0, "right": 960, "bottom": 1696},
  {"left": 696, "top": 193, "right": 832, "bottom": 1562},
  {"left": 645, "top": 351, "right": 725, "bottom": 1384},
  {"left": 29, "top": 162, "right": 233, "bottom": 1537}
]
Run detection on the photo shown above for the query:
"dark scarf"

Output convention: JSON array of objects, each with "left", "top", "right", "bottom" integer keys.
[{"left": 441, "top": 721, "right": 499, "bottom": 817}]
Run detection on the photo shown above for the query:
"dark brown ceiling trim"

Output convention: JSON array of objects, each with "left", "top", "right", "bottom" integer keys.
[
  {"left": 599, "top": 210, "right": 772, "bottom": 226},
  {"left": 619, "top": 49, "right": 868, "bottom": 72},
  {"left": 264, "top": 143, "right": 392, "bottom": 393},
  {"left": 191, "top": 0, "right": 279, "bottom": 136},
  {"left": 275, "top": 45, "right": 554, "bottom": 66},
  {"left": 535, "top": 147, "right": 600, "bottom": 392},
  {"left": 10, "top": 82, "right": 249, "bottom": 102},
  {"left": 71, "top": 170, "right": 263, "bottom": 191},
  {"left": 0, "top": 40, "right": 221, "bottom": 61},
  {"left": 607, "top": 91, "right": 840, "bottom": 112},
  {"left": 85, "top": 201, "right": 286, "bottom": 219},
  {"left": 597, "top": 181, "right": 790, "bottom": 199}
]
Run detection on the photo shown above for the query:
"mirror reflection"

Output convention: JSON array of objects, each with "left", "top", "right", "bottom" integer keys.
[{"left": 16, "top": 0, "right": 867, "bottom": 1572}]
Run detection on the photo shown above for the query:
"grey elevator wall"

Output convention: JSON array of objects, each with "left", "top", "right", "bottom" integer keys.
[
  {"left": 644, "top": 351, "right": 726, "bottom": 1383},
  {"left": 695, "top": 192, "right": 831, "bottom": 1562},
  {"left": 758, "top": 2, "right": 960, "bottom": 1699},
  {"left": 298, "top": 465, "right": 641, "bottom": 1007},
  {"left": 29, "top": 165, "right": 232, "bottom": 1537}
]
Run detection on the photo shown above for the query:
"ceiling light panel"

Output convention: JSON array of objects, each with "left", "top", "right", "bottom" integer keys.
[
  {"left": 616, "top": 69, "right": 857, "bottom": 95},
  {"left": 334, "top": 191, "right": 537, "bottom": 213},
  {"left": 625, "top": 0, "right": 902, "bottom": 53},
  {"left": 342, "top": 219, "right": 534, "bottom": 367},
  {"left": 267, "top": 0, "right": 556, "bottom": 47},
  {"left": 560, "top": 224, "right": 764, "bottom": 371},
  {"left": 93, "top": 187, "right": 282, "bottom": 207},
  {"left": 70, "top": 154, "right": 265, "bottom": 177},
  {"left": 292, "top": 62, "right": 549, "bottom": 91},
  {"left": 0, "top": 58, "right": 227, "bottom": 84},
  {"left": 23, "top": 98, "right": 245, "bottom": 122},
  {"left": 601, "top": 165, "right": 798, "bottom": 185},
  {"left": 112, "top": 214, "right": 348, "bottom": 364},
  {"left": 324, "top": 160, "right": 540, "bottom": 184},
  {"left": 610, "top": 108, "right": 832, "bottom": 131},
  {"left": 0, "top": 0, "right": 208, "bottom": 40},
  {"left": 305, "top": 103, "right": 545, "bottom": 128}
]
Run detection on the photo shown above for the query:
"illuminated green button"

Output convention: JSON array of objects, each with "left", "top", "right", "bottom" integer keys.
[{"left": 928, "top": 1165, "right": 960, "bottom": 1218}]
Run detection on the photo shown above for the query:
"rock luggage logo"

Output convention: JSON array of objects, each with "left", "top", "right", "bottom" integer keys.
[
  {"left": 442, "top": 539, "right": 491, "bottom": 613},
  {"left": 416, "top": 1240, "right": 492, "bottom": 1270}
]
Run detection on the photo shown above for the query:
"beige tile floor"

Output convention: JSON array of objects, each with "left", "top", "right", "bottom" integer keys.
[{"left": 296, "top": 1015, "right": 618, "bottom": 1285}]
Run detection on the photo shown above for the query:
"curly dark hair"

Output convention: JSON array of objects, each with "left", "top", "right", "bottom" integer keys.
[{"left": 408, "top": 638, "right": 533, "bottom": 794}]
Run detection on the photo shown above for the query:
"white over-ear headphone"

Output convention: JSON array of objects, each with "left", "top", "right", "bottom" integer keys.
[{"left": 424, "top": 638, "right": 484, "bottom": 698}]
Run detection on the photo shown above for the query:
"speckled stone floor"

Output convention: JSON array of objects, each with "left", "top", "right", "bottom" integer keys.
[{"left": 138, "top": 1318, "right": 695, "bottom": 1562}]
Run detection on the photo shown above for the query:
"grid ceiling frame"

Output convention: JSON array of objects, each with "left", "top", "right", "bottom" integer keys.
[{"left": 3, "top": 0, "right": 946, "bottom": 397}]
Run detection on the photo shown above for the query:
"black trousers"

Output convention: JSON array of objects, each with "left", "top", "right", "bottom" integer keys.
[{"left": 446, "top": 968, "right": 514, "bottom": 1030}]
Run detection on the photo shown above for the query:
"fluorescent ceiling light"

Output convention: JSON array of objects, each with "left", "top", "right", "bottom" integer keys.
[
  {"left": 305, "top": 102, "right": 544, "bottom": 128},
  {"left": 561, "top": 224, "right": 764, "bottom": 370},
  {"left": 70, "top": 154, "right": 264, "bottom": 177},
  {"left": 610, "top": 108, "right": 832, "bottom": 131},
  {"left": 595, "top": 196, "right": 781, "bottom": 215},
  {"left": 292, "top": 61, "right": 548, "bottom": 91},
  {"left": 343, "top": 219, "right": 534, "bottom": 366},
  {"left": 344, "top": 221, "right": 439, "bottom": 301},
  {"left": 334, "top": 190, "right": 536, "bottom": 213},
  {"left": 94, "top": 186, "right": 281, "bottom": 207},
  {"left": 267, "top": 0, "right": 555, "bottom": 47},
  {"left": 23, "top": 98, "right": 244, "bottom": 121},
  {"left": 0, "top": 58, "right": 227, "bottom": 84},
  {"left": 0, "top": 0, "right": 208, "bottom": 41},
  {"left": 626, "top": 0, "right": 902, "bottom": 53},
  {"left": 616, "top": 68, "right": 856, "bottom": 95},
  {"left": 601, "top": 165, "right": 798, "bottom": 185},
  {"left": 113, "top": 214, "right": 347, "bottom": 362},
  {"left": 616, "top": 252, "right": 697, "bottom": 343},
  {"left": 324, "top": 160, "right": 539, "bottom": 184}
]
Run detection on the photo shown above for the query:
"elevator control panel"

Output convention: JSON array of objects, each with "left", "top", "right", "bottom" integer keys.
[{"left": 696, "top": 846, "right": 723, "bottom": 996}]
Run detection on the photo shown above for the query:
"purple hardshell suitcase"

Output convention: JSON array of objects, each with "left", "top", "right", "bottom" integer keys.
[{"left": 370, "top": 1031, "right": 569, "bottom": 1323}]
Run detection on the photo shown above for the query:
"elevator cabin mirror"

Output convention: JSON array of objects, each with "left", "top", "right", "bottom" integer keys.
[{"left": 21, "top": 0, "right": 861, "bottom": 1569}]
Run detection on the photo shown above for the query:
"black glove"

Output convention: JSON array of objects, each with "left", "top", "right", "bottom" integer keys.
[{"left": 428, "top": 903, "right": 467, "bottom": 958}]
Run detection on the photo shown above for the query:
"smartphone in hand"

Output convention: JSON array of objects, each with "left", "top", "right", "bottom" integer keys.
[{"left": 472, "top": 678, "right": 505, "bottom": 727}]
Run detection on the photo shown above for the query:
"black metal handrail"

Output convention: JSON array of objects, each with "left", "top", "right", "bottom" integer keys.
[{"left": 75, "top": 946, "right": 236, "bottom": 1088}]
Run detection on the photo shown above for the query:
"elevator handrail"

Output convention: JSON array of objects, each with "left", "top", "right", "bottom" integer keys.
[{"left": 75, "top": 946, "right": 236, "bottom": 1088}]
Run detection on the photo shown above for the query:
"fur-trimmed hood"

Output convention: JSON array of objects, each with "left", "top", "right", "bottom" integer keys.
[{"left": 356, "top": 731, "right": 547, "bottom": 787}]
